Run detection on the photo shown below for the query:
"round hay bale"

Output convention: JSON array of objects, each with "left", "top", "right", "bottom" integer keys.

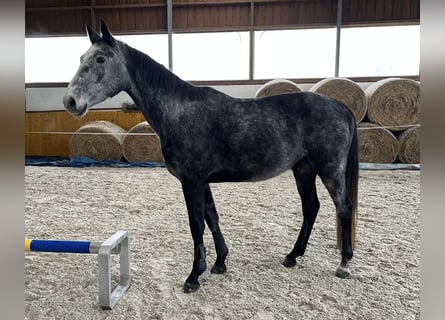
[
  {"left": 358, "top": 122, "right": 399, "bottom": 163},
  {"left": 122, "top": 121, "right": 163, "bottom": 163},
  {"left": 310, "top": 77, "right": 367, "bottom": 123},
  {"left": 70, "top": 121, "right": 126, "bottom": 161},
  {"left": 255, "top": 79, "right": 302, "bottom": 98},
  {"left": 397, "top": 126, "right": 420, "bottom": 164},
  {"left": 365, "top": 78, "right": 420, "bottom": 131}
]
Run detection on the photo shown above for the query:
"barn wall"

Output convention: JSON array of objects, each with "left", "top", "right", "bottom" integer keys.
[
  {"left": 25, "top": 110, "right": 146, "bottom": 157},
  {"left": 26, "top": 0, "right": 420, "bottom": 36}
]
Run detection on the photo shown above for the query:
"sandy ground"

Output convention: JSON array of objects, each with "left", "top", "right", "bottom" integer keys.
[{"left": 25, "top": 166, "right": 419, "bottom": 320}]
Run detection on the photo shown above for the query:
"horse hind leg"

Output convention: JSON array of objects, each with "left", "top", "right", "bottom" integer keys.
[
  {"left": 319, "top": 170, "right": 354, "bottom": 278},
  {"left": 283, "top": 160, "right": 320, "bottom": 268},
  {"left": 204, "top": 184, "right": 229, "bottom": 274}
]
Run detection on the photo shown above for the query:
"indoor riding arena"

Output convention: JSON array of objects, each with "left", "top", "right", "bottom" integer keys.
[{"left": 25, "top": 1, "right": 420, "bottom": 319}]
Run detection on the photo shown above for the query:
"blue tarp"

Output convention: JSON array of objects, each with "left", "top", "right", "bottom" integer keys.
[
  {"left": 358, "top": 162, "right": 420, "bottom": 170},
  {"left": 26, "top": 156, "right": 419, "bottom": 170},
  {"left": 25, "top": 156, "right": 165, "bottom": 168}
]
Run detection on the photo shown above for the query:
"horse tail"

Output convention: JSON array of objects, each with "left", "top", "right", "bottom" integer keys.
[
  {"left": 347, "top": 123, "right": 359, "bottom": 250},
  {"left": 337, "top": 122, "right": 359, "bottom": 250}
]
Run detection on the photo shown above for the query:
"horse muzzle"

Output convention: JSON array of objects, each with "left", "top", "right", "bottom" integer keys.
[{"left": 63, "top": 94, "right": 88, "bottom": 117}]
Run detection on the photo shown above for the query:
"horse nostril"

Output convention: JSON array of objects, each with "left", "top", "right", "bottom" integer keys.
[{"left": 63, "top": 95, "right": 76, "bottom": 111}]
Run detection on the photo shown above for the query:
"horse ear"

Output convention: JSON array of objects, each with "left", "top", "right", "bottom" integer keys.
[
  {"left": 100, "top": 19, "right": 115, "bottom": 46},
  {"left": 86, "top": 24, "right": 101, "bottom": 44}
]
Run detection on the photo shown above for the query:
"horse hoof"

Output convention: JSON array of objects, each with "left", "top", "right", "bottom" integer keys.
[
  {"left": 183, "top": 281, "right": 200, "bottom": 293},
  {"left": 211, "top": 263, "right": 227, "bottom": 274},
  {"left": 335, "top": 267, "right": 351, "bottom": 279},
  {"left": 282, "top": 256, "right": 297, "bottom": 268}
]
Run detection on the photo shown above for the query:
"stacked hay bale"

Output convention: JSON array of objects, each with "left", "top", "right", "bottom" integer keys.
[
  {"left": 396, "top": 126, "right": 420, "bottom": 164},
  {"left": 69, "top": 121, "right": 126, "bottom": 161},
  {"left": 366, "top": 78, "right": 420, "bottom": 131},
  {"left": 357, "top": 122, "right": 399, "bottom": 163},
  {"left": 255, "top": 79, "right": 302, "bottom": 98},
  {"left": 364, "top": 78, "right": 420, "bottom": 164},
  {"left": 310, "top": 77, "right": 367, "bottom": 123},
  {"left": 122, "top": 121, "right": 163, "bottom": 163},
  {"left": 308, "top": 77, "right": 419, "bottom": 164},
  {"left": 69, "top": 120, "right": 164, "bottom": 164}
]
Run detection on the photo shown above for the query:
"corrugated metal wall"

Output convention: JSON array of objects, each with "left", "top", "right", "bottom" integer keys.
[{"left": 26, "top": 0, "right": 420, "bottom": 36}]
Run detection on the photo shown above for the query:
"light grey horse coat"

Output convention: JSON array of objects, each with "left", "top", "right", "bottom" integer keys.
[{"left": 63, "top": 20, "right": 359, "bottom": 293}]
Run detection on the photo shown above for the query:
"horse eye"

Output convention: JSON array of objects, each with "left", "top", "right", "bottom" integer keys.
[{"left": 96, "top": 56, "right": 106, "bottom": 64}]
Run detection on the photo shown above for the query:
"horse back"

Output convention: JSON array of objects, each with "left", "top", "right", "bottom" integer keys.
[{"left": 161, "top": 90, "right": 356, "bottom": 182}]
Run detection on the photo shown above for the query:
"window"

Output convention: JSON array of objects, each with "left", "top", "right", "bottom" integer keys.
[
  {"left": 339, "top": 25, "right": 420, "bottom": 77},
  {"left": 117, "top": 34, "right": 168, "bottom": 68},
  {"left": 254, "top": 28, "right": 337, "bottom": 79},
  {"left": 25, "top": 25, "right": 419, "bottom": 83},
  {"left": 25, "top": 34, "right": 168, "bottom": 83},
  {"left": 25, "top": 37, "right": 90, "bottom": 83},
  {"left": 172, "top": 31, "right": 250, "bottom": 81}
]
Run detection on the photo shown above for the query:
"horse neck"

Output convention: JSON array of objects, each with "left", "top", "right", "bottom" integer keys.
[{"left": 122, "top": 44, "right": 197, "bottom": 133}]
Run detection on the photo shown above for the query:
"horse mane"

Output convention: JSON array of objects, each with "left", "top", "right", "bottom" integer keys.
[{"left": 122, "top": 42, "right": 205, "bottom": 101}]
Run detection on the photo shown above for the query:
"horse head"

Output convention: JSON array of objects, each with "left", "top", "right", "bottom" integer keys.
[{"left": 63, "top": 20, "right": 128, "bottom": 117}]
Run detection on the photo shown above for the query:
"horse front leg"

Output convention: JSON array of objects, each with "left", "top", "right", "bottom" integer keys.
[
  {"left": 204, "top": 184, "right": 229, "bottom": 274},
  {"left": 181, "top": 179, "right": 207, "bottom": 293}
]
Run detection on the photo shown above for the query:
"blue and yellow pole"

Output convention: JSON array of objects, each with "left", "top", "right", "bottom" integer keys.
[
  {"left": 25, "top": 239, "right": 92, "bottom": 254},
  {"left": 25, "top": 239, "right": 120, "bottom": 254}
]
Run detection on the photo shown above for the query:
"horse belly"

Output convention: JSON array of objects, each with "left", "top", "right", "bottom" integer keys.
[
  {"left": 209, "top": 149, "right": 300, "bottom": 183},
  {"left": 208, "top": 166, "right": 289, "bottom": 183}
]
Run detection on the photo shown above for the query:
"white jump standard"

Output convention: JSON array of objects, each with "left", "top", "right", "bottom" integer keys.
[{"left": 25, "top": 230, "right": 131, "bottom": 310}]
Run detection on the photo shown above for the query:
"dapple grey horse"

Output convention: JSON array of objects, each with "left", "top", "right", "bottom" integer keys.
[{"left": 63, "top": 20, "right": 358, "bottom": 293}]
